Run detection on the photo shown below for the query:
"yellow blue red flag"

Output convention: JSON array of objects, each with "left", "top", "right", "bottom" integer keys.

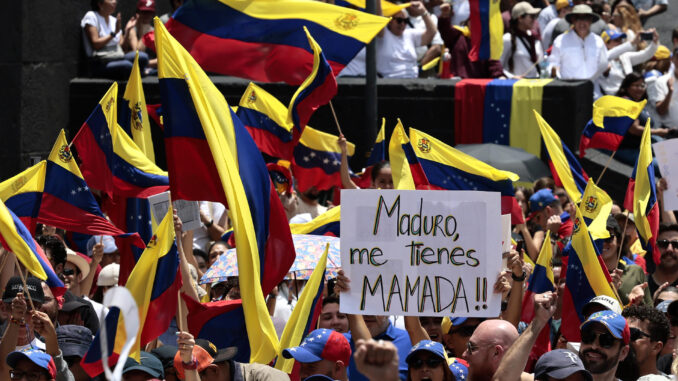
[
  {"left": 120, "top": 51, "right": 156, "bottom": 163},
  {"left": 290, "top": 206, "right": 341, "bottom": 237},
  {"left": 469, "top": 0, "right": 503, "bottom": 61},
  {"left": 292, "top": 126, "right": 355, "bottom": 193},
  {"left": 581, "top": 179, "right": 612, "bottom": 242},
  {"left": 580, "top": 96, "right": 646, "bottom": 157}
]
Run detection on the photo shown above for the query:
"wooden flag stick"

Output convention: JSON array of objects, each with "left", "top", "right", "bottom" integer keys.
[
  {"left": 177, "top": 290, "right": 185, "bottom": 333},
  {"left": 328, "top": 101, "right": 344, "bottom": 136},
  {"left": 13, "top": 256, "right": 35, "bottom": 311},
  {"left": 596, "top": 150, "right": 617, "bottom": 185},
  {"left": 616, "top": 216, "right": 630, "bottom": 265}
]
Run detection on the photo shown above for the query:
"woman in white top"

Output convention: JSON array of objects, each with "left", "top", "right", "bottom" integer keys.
[
  {"left": 81, "top": 0, "right": 148, "bottom": 79},
  {"left": 598, "top": 29, "right": 658, "bottom": 95},
  {"left": 500, "top": 2, "right": 544, "bottom": 78}
]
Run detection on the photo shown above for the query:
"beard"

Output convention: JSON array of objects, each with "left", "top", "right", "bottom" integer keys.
[{"left": 581, "top": 347, "right": 621, "bottom": 374}]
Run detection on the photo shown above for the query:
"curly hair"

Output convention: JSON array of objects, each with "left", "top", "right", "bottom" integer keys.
[
  {"left": 622, "top": 304, "right": 670, "bottom": 345},
  {"left": 37, "top": 234, "right": 67, "bottom": 268}
]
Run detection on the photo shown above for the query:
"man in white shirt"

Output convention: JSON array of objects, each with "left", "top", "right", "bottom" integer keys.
[
  {"left": 548, "top": 5, "right": 608, "bottom": 83},
  {"left": 651, "top": 50, "right": 678, "bottom": 130}
]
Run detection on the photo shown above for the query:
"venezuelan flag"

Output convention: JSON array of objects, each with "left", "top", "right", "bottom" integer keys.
[
  {"left": 287, "top": 27, "right": 338, "bottom": 135},
  {"left": 408, "top": 128, "right": 525, "bottom": 224},
  {"left": 0, "top": 199, "right": 65, "bottom": 295},
  {"left": 388, "top": 120, "right": 428, "bottom": 191},
  {"left": 183, "top": 296, "right": 250, "bottom": 362},
  {"left": 354, "top": 119, "right": 387, "bottom": 189},
  {"left": 126, "top": 206, "right": 182, "bottom": 357},
  {"left": 156, "top": 18, "right": 294, "bottom": 363},
  {"left": 275, "top": 244, "right": 327, "bottom": 373},
  {"left": 81, "top": 306, "right": 123, "bottom": 376},
  {"left": 624, "top": 120, "right": 659, "bottom": 271},
  {"left": 292, "top": 126, "right": 355, "bottom": 193},
  {"left": 165, "top": 0, "right": 388, "bottom": 85},
  {"left": 580, "top": 96, "right": 646, "bottom": 158},
  {"left": 560, "top": 205, "right": 618, "bottom": 342},
  {"left": 290, "top": 206, "right": 340, "bottom": 237},
  {"left": 468, "top": 0, "right": 503, "bottom": 61},
  {"left": 534, "top": 111, "right": 589, "bottom": 203},
  {"left": 581, "top": 179, "right": 612, "bottom": 242},
  {"left": 73, "top": 82, "right": 169, "bottom": 199},
  {"left": 334, "top": 0, "right": 410, "bottom": 17},
  {"left": 0, "top": 131, "right": 145, "bottom": 250},
  {"left": 236, "top": 82, "right": 295, "bottom": 160},
  {"left": 120, "top": 51, "right": 156, "bottom": 163}
]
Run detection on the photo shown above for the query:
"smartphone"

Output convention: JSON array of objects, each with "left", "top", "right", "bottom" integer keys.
[
  {"left": 640, "top": 32, "right": 653, "bottom": 41},
  {"left": 516, "top": 240, "right": 525, "bottom": 253}
]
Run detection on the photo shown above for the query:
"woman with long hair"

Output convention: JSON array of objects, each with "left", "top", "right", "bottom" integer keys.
[{"left": 500, "top": 2, "right": 544, "bottom": 78}]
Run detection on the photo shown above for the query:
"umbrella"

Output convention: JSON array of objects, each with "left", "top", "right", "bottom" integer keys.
[
  {"left": 200, "top": 234, "right": 341, "bottom": 284},
  {"left": 455, "top": 143, "right": 550, "bottom": 184}
]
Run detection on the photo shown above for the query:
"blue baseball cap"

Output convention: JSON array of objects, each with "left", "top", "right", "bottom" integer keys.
[
  {"left": 580, "top": 310, "right": 630, "bottom": 344},
  {"left": 535, "top": 349, "right": 592, "bottom": 381},
  {"left": 283, "top": 329, "right": 351, "bottom": 365},
  {"left": 601, "top": 29, "right": 627, "bottom": 43},
  {"left": 7, "top": 350, "right": 57, "bottom": 379},
  {"left": 528, "top": 189, "right": 557, "bottom": 218},
  {"left": 406, "top": 340, "right": 447, "bottom": 364},
  {"left": 449, "top": 358, "right": 469, "bottom": 381},
  {"left": 56, "top": 325, "right": 93, "bottom": 359},
  {"left": 657, "top": 300, "right": 672, "bottom": 314}
]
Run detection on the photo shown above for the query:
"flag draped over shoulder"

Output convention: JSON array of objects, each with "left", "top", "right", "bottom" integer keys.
[
  {"left": 155, "top": 18, "right": 294, "bottom": 363},
  {"left": 624, "top": 121, "right": 660, "bottom": 270},
  {"left": 0, "top": 131, "right": 145, "bottom": 250},
  {"left": 275, "top": 244, "right": 328, "bottom": 373},
  {"left": 580, "top": 96, "right": 646, "bottom": 157},
  {"left": 468, "top": 0, "right": 503, "bottom": 61},
  {"left": 120, "top": 51, "right": 156, "bottom": 163},
  {"left": 408, "top": 128, "right": 524, "bottom": 224},
  {"left": 287, "top": 27, "right": 338, "bottom": 135},
  {"left": 236, "top": 83, "right": 295, "bottom": 160},
  {"left": 561, "top": 205, "right": 618, "bottom": 342},
  {"left": 534, "top": 110, "right": 589, "bottom": 203},
  {"left": 290, "top": 206, "right": 341, "bottom": 237},
  {"left": 292, "top": 127, "right": 355, "bottom": 193},
  {"left": 165, "top": 0, "right": 389, "bottom": 85},
  {"left": 125, "top": 206, "right": 181, "bottom": 358}
]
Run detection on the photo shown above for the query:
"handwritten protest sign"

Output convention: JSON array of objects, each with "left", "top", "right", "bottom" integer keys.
[
  {"left": 340, "top": 189, "right": 502, "bottom": 317},
  {"left": 653, "top": 139, "right": 678, "bottom": 211}
]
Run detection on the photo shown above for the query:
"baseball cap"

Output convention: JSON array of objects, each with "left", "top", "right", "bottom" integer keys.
[
  {"left": 66, "top": 249, "right": 90, "bottom": 279},
  {"left": 151, "top": 345, "right": 177, "bottom": 371},
  {"left": 654, "top": 45, "right": 671, "bottom": 60},
  {"left": 580, "top": 310, "right": 630, "bottom": 344},
  {"left": 657, "top": 300, "right": 672, "bottom": 314},
  {"left": 2, "top": 276, "right": 45, "bottom": 304},
  {"left": 511, "top": 2, "right": 540, "bottom": 20},
  {"left": 56, "top": 325, "right": 93, "bottom": 359},
  {"left": 267, "top": 163, "right": 293, "bottom": 194},
  {"left": 174, "top": 342, "right": 215, "bottom": 380},
  {"left": 582, "top": 295, "right": 623, "bottom": 317},
  {"left": 195, "top": 339, "right": 238, "bottom": 364},
  {"left": 137, "top": 0, "right": 156, "bottom": 12},
  {"left": 601, "top": 29, "right": 627, "bottom": 43},
  {"left": 7, "top": 350, "right": 57, "bottom": 379},
  {"left": 534, "top": 349, "right": 592, "bottom": 381},
  {"left": 406, "top": 340, "right": 447, "bottom": 364},
  {"left": 448, "top": 358, "right": 469, "bottom": 381},
  {"left": 606, "top": 215, "right": 621, "bottom": 236},
  {"left": 123, "top": 351, "right": 164, "bottom": 379},
  {"left": 87, "top": 235, "right": 118, "bottom": 257},
  {"left": 97, "top": 263, "right": 120, "bottom": 287},
  {"left": 555, "top": 0, "right": 573, "bottom": 11},
  {"left": 282, "top": 329, "right": 352, "bottom": 366},
  {"left": 527, "top": 189, "right": 557, "bottom": 220}
]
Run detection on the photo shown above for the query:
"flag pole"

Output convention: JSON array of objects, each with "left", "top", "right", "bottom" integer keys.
[
  {"left": 13, "top": 256, "right": 36, "bottom": 311},
  {"left": 177, "top": 290, "right": 185, "bottom": 332},
  {"left": 595, "top": 151, "right": 617, "bottom": 185},
  {"left": 328, "top": 101, "right": 343, "bottom": 136},
  {"left": 616, "top": 215, "right": 630, "bottom": 265}
]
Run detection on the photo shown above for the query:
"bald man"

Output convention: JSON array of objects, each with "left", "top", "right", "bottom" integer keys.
[{"left": 462, "top": 319, "right": 519, "bottom": 381}]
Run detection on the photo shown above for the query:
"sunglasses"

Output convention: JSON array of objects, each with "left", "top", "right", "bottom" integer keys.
[
  {"left": 630, "top": 327, "right": 651, "bottom": 341},
  {"left": 657, "top": 240, "right": 678, "bottom": 249},
  {"left": 10, "top": 370, "right": 45, "bottom": 381},
  {"left": 62, "top": 268, "right": 75, "bottom": 276},
  {"left": 450, "top": 325, "right": 478, "bottom": 337},
  {"left": 393, "top": 17, "right": 408, "bottom": 24},
  {"left": 581, "top": 330, "right": 618, "bottom": 348},
  {"left": 408, "top": 356, "right": 444, "bottom": 369}
]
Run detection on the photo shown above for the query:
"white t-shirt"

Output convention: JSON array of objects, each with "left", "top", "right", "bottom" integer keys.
[
  {"left": 80, "top": 11, "right": 121, "bottom": 57},
  {"left": 537, "top": 5, "right": 557, "bottom": 32},
  {"left": 500, "top": 32, "right": 544, "bottom": 78},
  {"left": 549, "top": 31, "right": 608, "bottom": 80},
  {"left": 409, "top": 14, "right": 443, "bottom": 60},
  {"left": 193, "top": 201, "right": 227, "bottom": 251},
  {"left": 377, "top": 28, "right": 425, "bottom": 79},
  {"left": 651, "top": 72, "right": 678, "bottom": 129}
]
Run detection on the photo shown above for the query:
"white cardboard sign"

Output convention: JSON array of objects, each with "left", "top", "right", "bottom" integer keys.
[
  {"left": 148, "top": 191, "right": 201, "bottom": 231},
  {"left": 340, "top": 189, "right": 502, "bottom": 317}
]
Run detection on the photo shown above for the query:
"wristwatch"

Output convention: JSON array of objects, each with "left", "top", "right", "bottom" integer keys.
[
  {"left": 511, "top": 271, "right": 527, "bottom": 282},
  {"left": 110, "top": 31, "right": 116, "bottom": 38},
  {"left": 204, "top": 219, "right": 214, "bottom": 228}
]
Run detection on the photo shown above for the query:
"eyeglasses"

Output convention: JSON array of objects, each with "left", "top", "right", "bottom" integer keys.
[
  {"left": 10, "top": 370, "right": 45, "bottom": 381},
  {"left": 657, "top": 240, "right": 678, "bottom": 249},
  {"left": 630, "top": 327, "right": 651, "bottom": 341},
  {"left": 62, "top": 268, "right": 75, "bottom": 276},
  {"left": 580, "top": 330, "right": 618, "bottom": 348},
  {"left": 450, "top": 325, "right": 478, "bottom": 337},
  {"left": 466, "top": 340, "right": 491, "bottom": 354},
  {"left": 393, "top": 17, "right": 408, "bottom": 24},
  {"left": 408, "top": 356, "right": 444, "bottom": 369}
]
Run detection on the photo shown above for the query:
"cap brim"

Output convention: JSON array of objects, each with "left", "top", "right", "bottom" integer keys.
[
  {"left": 580, "top": 320, "right": 622, "bottom": 340},
  {"left": 406, "top": 348, "right": 446, "bottom": 364},
  {"left": 6, "top": 352, "right": 49, "bottom": 374},
  {"left": 122, "top": 364, "right": 162, "bottom": 378},
  {"left": 60, "top": 301, "right": 88, "bottom": 312},
  {"left": 566, "top": 13, "right": 600, "bottom": 23},
  {"left": 545, "top": 368, "right": 592, "bottom": 381},
  {"left": 282, "top": 347, "right": 323, "bottom": 363},
  {"left": 59, "top": 343, "right": 90, "bottom": 358},
  {"left": 213, "top": 347, "right": 238, "bottom": 363}
]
